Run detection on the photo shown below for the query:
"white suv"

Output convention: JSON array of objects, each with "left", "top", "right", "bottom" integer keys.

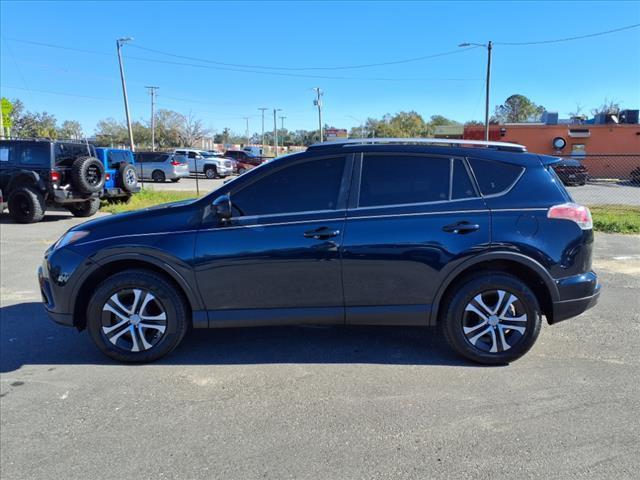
[{"left": 174, "top": 149, "right": 234, "bottom": 179}]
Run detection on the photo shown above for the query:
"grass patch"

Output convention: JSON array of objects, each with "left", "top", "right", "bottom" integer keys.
[
  {"left": 101, "top": 189, "right": 200, "bottom": 214},
  {"left": 101, "top": 192, "right": 639, "bottom": 235},
  {"left": 590, "top": 205, "right": 640, "bottom": 234}
]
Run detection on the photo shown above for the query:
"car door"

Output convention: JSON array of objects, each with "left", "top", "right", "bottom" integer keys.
[
  {"left": 341, "top": 152, "right": 491, "bottom": 326},
  {"left": 193, "top": 154, "right": 353, "bottom": 327}
]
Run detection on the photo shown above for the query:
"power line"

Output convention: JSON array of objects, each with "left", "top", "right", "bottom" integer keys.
[{"left": 494, "top": 23, "right": 640, "bottom": 46}]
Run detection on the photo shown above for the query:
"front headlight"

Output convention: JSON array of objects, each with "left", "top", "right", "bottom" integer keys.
[{"left": 55, "top": 230, "right": 90, "bottom": 249}]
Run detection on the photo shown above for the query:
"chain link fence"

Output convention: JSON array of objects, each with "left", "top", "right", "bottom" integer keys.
[{"left": 555, "top": 154, "right": 640, "bottom": 206}]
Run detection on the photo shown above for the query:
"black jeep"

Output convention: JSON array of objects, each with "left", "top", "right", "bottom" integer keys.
[{"left": 0, "top": 139, "right": 106, "bottom": 223}]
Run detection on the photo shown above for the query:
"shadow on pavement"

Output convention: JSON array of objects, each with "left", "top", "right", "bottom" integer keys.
[
  {"left": 0, "top": 302, "right": 474, "bottom": 373},
  {"left": 0, "top": 213, "right": 75, "bottom": 224}
]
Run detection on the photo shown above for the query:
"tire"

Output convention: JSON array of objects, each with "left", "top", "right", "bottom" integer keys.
[
  {"left": 441, "top": 273, "right": 542, "bottom": 365},
  {"left": 87, "top": 269, "right": 189, "bottom": 363},
  {"left": 72, "top": 156, "right": 105, "bottom": 194},
  {"left": 7, "top": 186, "right": 45, "bottom": 223},
  {"left": 67, "top": 197, "right": 100, "bottom": 217},
  {"left": 170, "top": 178, "right": 180, "bottom": 183},
  {"left": 152, "top": 170, "right": 166, "bottom": 183},
  {"left": 117, "top": 163, "right": 138, "bottom": 192},
  {"left": 204, "top": 166, "right": 217, "bottom": 179},
  {"left": 238, "top": 167, "right": 246, "bottom": 175}
]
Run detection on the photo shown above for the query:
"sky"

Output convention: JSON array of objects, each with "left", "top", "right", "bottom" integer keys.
[{"left": 1, "top": 1, "right": 639, "bottom": 137}]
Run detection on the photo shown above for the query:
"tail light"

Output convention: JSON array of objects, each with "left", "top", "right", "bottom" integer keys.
[
  {"left": 548, "top": 203, "right": 592, "bottom": 230},
  {"left": 170, "top": 161, "right": 184, "bottom": 166},
  {"left": 50, "top": 171, "right": 61, "bottom": 182},
  {"left": 105, "top": 173, "right": 111, "bottom": 181}
]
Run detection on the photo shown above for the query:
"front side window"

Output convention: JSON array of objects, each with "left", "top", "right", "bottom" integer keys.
[
  {"left": 359, "top": 154, "right": 450, "bottom": 207},
  {"left": 232, "top": 156, "right": 345, "bottom": 216}
]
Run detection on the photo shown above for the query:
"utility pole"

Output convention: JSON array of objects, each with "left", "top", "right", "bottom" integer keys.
[
  {"left": 145, "top": 86, "right": 159, "bottom": 151},
  {"left": 0, "top": 101, "right": 4, "bottom": 139},
  {"left": 313, "top": 87, "right": 323, "bottom": 142},
  {"left": 273, "top": 108, "right": 281, "bottom": 156},
  {"left": 243, "top": 116, "right": 250, "bottom": 147},
  {"left": 279, "top": 116, "right": 286, "bottom": 149},
  {"left": 116, "top": 37, "right": 135, "bottom": 151},
  {"left": 258, "top": 107, "right": 268, "bottom": 154},
  {"left": 459, "top": 41, "right": 492, "bottom": 141}
]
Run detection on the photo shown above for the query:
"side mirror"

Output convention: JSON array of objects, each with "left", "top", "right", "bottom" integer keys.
[{"left": 212, "top": 195, "right": 232, "bottom": 221}]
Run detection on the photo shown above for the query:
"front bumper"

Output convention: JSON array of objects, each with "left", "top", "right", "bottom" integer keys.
[{"left": 550, "top": 271, "right": 601, "bottom": 324}]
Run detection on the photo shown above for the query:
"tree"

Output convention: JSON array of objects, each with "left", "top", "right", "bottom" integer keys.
[
  {"left": 153, "top": 109, "right": 183, "bottom": 148},
  {"left": 94, "top": 118, "right": 128, "bottom": 146},
  {"left": 429, "top": 115, "right": 459, "bottom": 127},
  {"left": 58, "top": 120, "right": 83, "bottom": 139},
  {"left": 13, "top": 111, "right": 58, "bottom": 138},
  {"left": 493, "top": 94, "right": 545, "bottom": 123},
  {"left": 179, "top": 112, "right": 209, "bottom": 147},
  {"left": 591, "top": 98, "right": 621, "bottom": 116}
]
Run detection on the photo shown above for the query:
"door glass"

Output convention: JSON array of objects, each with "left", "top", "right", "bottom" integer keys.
[
  {"left": 359, "top": 154, "right": 450, "bottom": 207},
  {"left": 468, "top": 158, "right": 524, "bottom": 196},
  {"left": 232, "top": 156, "right": 346, "bottom": 216}
]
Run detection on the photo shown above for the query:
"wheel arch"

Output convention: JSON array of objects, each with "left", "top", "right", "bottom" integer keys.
[
  {"left": 430, "top": 252, "right": 559, "bottom": 326},
  {"left": 6, "top": 170, "right": 46, "bottom": 193},
  {"left": 72, "top": 255, "right": 204, "bottom": 330}
]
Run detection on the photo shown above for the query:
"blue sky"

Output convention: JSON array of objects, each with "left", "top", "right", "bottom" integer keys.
[{"left": 1, "top": 1, "right": 639, "bottom": 136}]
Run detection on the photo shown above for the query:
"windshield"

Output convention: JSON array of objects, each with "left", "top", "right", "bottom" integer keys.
[{"left": 200, "top": 152, "right": 218, "bottom": 158}]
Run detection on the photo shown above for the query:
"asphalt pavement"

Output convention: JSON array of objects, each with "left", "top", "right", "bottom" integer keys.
[{"left": 1, "top": 212, "right": 639, "bottom": 479}]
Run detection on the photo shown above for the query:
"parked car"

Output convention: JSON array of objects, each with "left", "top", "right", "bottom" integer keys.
[
  {"left": 224, "top": 149, "right": 266, "bottom": 174},
  {"left": 1, "top": 139, "right": 104, "bottom": 223},
  {"left": 174, "top": 149, "right": 234, "bottom": 178},
  {"left": 552, "top": 158, "right": 588, "bottom": 186},
  {"left": 94, "top": 148, "right": 140, "bottom": 203},
  {"left": 243, "top": 146, "right": 262, "bottom": 157},
  {"left": 39, "top": 138, "right": 600, "bottom": 364},
  {"left": 133, "top": 152, "right": 190, "bottom": 183}
]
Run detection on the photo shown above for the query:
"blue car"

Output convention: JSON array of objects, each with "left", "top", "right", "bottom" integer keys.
[{"left": 94, "top": 148, "right": 140, "bottom": 203}]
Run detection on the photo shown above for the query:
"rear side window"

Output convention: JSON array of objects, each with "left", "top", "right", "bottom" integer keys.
[
  {"left": 108, "top": 150, "right": 130, "bottom": 166},
  {"left": 54, "top": 143, "right": 92, "bottom": 164},
  {"left": 232, "top": 156, "right": 346, "bottom": 216},
  {"left": 359, "top": 155, "right": 450, "bottom": 207},
  {"left": 468, "top": 158, "right": 524, "bottom": 196},
  {"left": 18, "top": 143, "right": 50, "bottom": 166}
]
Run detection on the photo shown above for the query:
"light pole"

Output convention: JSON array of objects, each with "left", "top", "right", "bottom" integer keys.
[
  {"left": 116, "top": 37, "right": 135, "bottom": 151},
  {"left": 273, "top": 108, "right": 281, "bottom": 156},
  {"left": 313, "top": 87, "right": 323, "bottom": 142},
  {"left": 145, "top": 86, "right": 159, "bottom": 151},
  {"left": 243, "top": 116, "right": 250, "bottom": 147},
  {"left": 258, "top": 107, "right": 268, "bottom": 154},
  {"left": 459, "top": 41, "right": 492, "bottom": 141}
]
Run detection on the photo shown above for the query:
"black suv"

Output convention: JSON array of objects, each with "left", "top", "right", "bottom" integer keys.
[
  {"left": 0, "top": 139, "right": 105, "bottom": 223},
  {"left": 38, "top": 139, "right": 600, "bottom": 364}
]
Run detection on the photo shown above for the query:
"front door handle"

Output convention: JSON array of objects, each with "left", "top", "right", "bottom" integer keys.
[
  {"left": 304, "top": 227, "right": 340, "bottom": 240},
  {"left": 442, "top": 221, "right": 480, "bottom": 234}
]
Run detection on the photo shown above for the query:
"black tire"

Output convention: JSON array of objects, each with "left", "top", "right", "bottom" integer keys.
[
  {"left": 441, "top": 273, "right": 542, "bottom": 365},
  {"left": 170, "top": 178, "right": 180, "bottom": 183},
  {"left": 152, "top": 170, "right": 166, "bottom": 183},
  {"left": 87, "top": 269, "right": 189, "bottom": 363},
  {"left": 238, "top": 167, "right": 247, "bottom": 175},
  {"left": 204, "top": 166, "right": 217, "bottom": 179},
  {"left": 7, "top": 186, "right": 45, "bottom": 223},
  {"left": 67, "top": 197, "right": 100, "bottom": 217},
  {"left": 72, "top": 156, "right": 105, "bottom": 194},
  {"left": 117, "top": 163, "right": 138, "bottom": 192}
]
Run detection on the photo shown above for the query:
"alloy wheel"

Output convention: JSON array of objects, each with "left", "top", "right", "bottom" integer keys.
[
  {"left": 462, "top": 289, "right": 528, "bottom": 354},
  {"left": 125, "top": 169, "right": 136, "bottom": 186},
  {"left": 101, "top": 288, "right": 168, "bottom": 353}
]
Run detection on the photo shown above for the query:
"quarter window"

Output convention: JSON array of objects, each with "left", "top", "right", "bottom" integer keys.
[
  {"left": 468, "top": 158, "right": 524, "bottom": 196},
  {"left": 232, "top": 156, "right": 346, "bottom": 216},
  {"left": 358, "top": 155, "right": 450, "bottom": 207},
  {"left": 451, "top": 159, "right": 477, "bottom": 200}
]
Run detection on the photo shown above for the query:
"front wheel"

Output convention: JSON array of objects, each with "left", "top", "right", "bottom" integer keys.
[
  {"left": 87, "top": 270, "right": 189, "bottom": 363},
  {"left": 441, "top": 273, "right": 542, "bottom": 365},
  {"left": 8, "top": 187, "right": 45, "bottom": 223},
  {"left": 204, "top": 166, "right": 217, "bottom": 179}
]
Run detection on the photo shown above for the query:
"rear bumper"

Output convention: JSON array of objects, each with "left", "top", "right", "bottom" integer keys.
[
  {"left": 102, "top": 187, "right": 139, "bottom": 198},
  {"left": 550, "top": 271, "right": 601, "bottom": 324},
  {"left": 51, "top": 189, "right": 100, "bottom": 204}
]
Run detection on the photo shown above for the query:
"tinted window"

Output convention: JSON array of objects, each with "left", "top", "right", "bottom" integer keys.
[
  {"left": 136, "top": 152, "right": 169, "bottom": 163},
  {"left": 468, "top": 158, "right": 524, "bottom": 196},
  {"left": 0, "top": 145, "right": 10, "bottom": 163},
  {"left": 452, "top": 159, "right": 477, "bottom": 199},
  {"left": 107, "top": 150, "right": 131, "bottom": 166},
  {"left": 232, "top": 156, "right": 345, "bottom": 216},
  {"left": 54, "top": 143, "right": 92, "bottom": 164},
  {"left": 18, "top": 143, "right": 50, "bottom": 166},
  {"left": 359, "top": 155, "right": 449, "bottom": 207}
]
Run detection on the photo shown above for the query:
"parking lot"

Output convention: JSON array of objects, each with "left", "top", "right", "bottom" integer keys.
[{"left": 1, "top": 212, "right": 639, "bottom": 479}]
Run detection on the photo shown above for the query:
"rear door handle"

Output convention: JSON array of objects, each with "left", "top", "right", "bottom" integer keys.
[
  {"left": 304, "top": 227, "right": 340, "bottom": 240},
  {"left": 442, "top": 221, "right": 480, "bottom": 234}
]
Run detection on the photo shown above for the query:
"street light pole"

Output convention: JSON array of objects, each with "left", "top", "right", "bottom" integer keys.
[
  {"left": 116, "top": 37, "right": 135, "bottom": 151},
  {"left": 313, "top": 87, "right": 323, "bottom": 142},
  {"left": 243, "top": 116, "right": 250, "bottom": 147},
  {"left": 459, "top": 41, "right": 492, "bottom": 141},
  {"left": 145, "top": 86, "right": 159, "bottom": 151},
  {"left": 258, "top": 107, "right": 268, "bottom": 154},
  {"left": 273, "top": 108, "right": 281, "bottom": 156}
]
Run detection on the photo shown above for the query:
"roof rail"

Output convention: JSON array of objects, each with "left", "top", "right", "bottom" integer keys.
[{"left": 307, "top": 137, "right": 527, "bottom": 153}]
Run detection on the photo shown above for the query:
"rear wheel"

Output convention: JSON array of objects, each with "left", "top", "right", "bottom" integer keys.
[
  {"left": 87, "top": 270, "right": 188, "bottom": 363},
  {"left": 67, "top": 197, "right": 100, "bottom": 217},
  {"left": 238, "top": 167, "right": 247, "bottom": 175},
  {"left": 441, "top": 273, "right": 542, "bottom": 364},
  {"left": 7, "top": 186, "right": 45, "bottom": 223},
  {"left": 152, "top": 170, "right": 166, "bottom": 183}
]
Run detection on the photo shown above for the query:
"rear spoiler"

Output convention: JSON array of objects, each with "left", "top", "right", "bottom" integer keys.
[{"left": 538, "top": 154, "right": 563, "bottom": 166}]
